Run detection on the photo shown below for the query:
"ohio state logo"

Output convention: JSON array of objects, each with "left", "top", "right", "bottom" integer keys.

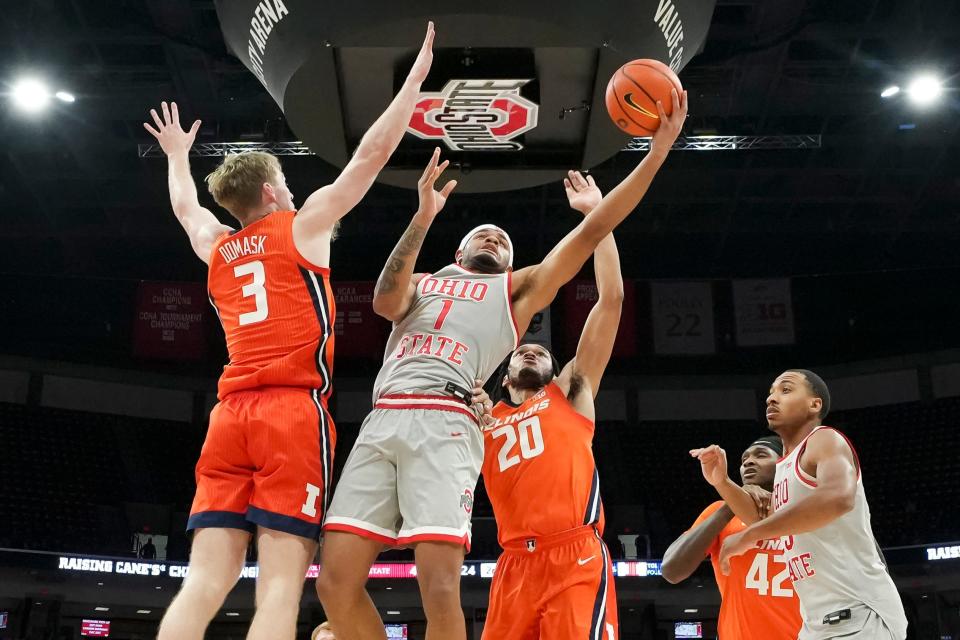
[
  {"left": 460, "top": 488, "right": 474, "bottom": 514},
  {"left": 407, "top": 79, "right": 539, "bottom": 151}
]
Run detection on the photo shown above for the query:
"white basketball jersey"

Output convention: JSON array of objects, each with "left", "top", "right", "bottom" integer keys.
[
  {"left": 373, "top": 264, "right": 519, "bottom": 399},
  {"left": 773, "top": 426, "right": 907, "bottom": 639}
]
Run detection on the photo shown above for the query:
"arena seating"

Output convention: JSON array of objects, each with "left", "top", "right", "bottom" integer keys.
[{"left": 1, "top": 397, "right": 957, "bottom": 557}]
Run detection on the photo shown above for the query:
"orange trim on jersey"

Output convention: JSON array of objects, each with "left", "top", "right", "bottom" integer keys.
[
  {"left": 395, "top": 532, "right": 471, "bottom": 551},
  {"left": 322, "top": 522, "right": 397, "bottom": 546}
]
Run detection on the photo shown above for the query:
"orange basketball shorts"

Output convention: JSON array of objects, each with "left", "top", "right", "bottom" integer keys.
[
  {"left": 187, "top": 387, "right": 335, "bottom": 539},
  {"left": 482, "top": 525, "right": 618, "bottom": 640}
]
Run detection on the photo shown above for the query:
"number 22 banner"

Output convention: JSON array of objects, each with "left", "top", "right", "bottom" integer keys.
[{"left": 650, "top": 281, "right": 716, "bottom": 355}]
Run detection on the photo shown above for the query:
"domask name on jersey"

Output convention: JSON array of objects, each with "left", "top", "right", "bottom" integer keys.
[{"left": 217, "top": 235, "right": 267, "bottom": 264}]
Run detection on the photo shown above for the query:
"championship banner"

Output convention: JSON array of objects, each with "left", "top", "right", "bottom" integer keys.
[
  {"left": 520, "top": 306, "right": 551, "bottom": 350},
  {"left": 333, "top": 281, "right": 390, "bottom": 358},
  {"left": 650, "top": 281, "right": 715, "bottom": 355},
  {"left": 732, "top": 278, "right": 796, "bottom": 346},
  {"left": 132, "top": 282, "right": 207, "bottom": 360},
  {"left": 562, "top": 280, "right": 636, "bottom": 357}
]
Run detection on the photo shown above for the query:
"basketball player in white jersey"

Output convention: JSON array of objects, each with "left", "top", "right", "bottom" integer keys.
[
  {"left": 318, "top": 90, "right": 687, "bottom": 640},
  {"left": 695, "top": 369, "right": 907, "bottom": 639}
]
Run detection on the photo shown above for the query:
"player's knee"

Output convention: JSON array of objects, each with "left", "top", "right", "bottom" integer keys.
[
  {"left": 418, "top": 572, "right": 461, "bottom": 610},
  {"left": 316, "top": 567, "right": 362, "bottom": 607}
]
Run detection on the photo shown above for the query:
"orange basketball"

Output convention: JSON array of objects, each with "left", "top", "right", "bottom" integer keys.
[{"left": 605, "top": 59, "right": 683, "bottom": 136}]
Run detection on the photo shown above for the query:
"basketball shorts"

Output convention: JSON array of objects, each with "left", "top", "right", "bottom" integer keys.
[
  {"left": 323, "top": 394, "right": 483, "bottom": 550},
  {"left": 800, "top": 605, "right": 906, "bottom": 640},
  {"left": 187, "top": 387, "right": 335, "bottom": 540},
  {"left": 482, "top": 525, "right": 618, "bottom": 640}
]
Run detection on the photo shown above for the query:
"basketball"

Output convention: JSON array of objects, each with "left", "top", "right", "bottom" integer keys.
[{"left": 605, "top": 59, "right": 684, "bottom": 136}]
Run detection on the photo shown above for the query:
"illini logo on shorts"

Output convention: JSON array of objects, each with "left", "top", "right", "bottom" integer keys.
[
  {"left": 407, "top": 79, "right": 539, "bottom": 152},
  {"left": 460, "top": 488, "right": 474, "bottom": 514}
]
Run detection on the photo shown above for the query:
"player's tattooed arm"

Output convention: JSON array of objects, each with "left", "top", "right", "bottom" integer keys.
[
  {"left": 662, "top": 505, "right": 734, "bottom": 584},
  {"left": 143, "top": 101, "right": 232, "bottom": 264},
  {"left": 373, "top": 148, "right": 456, "bottom": 321},
  {"left": 295, "top": 22, "right": 436, "bottom": 231}
]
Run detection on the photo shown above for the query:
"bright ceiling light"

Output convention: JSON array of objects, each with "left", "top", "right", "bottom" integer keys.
[
  {"left": 906, "top": 75, "right": 942, "bottom": 106},
  {"left": 94, "top": 607, "right": 109, "bottom": 612},
  {"left": 136, "top": 610, "right": 151, "bottom": 614},
  {"left": 55, "top": 90, "right": 75, "bottom": 103},
  {"left": 225, "top": 612, "right": 240, "bottom": 617},
  {"left": 684, "top": 608, "right": 699, "bottom": 613},
  {"left": 880, "top": 85, "right": 900, "bottom": 98},
  {"left": 387, "top": 610, "right": 401, "bottom": 615},
  {"left": 11, "top": 78, "right": 51, "bottom": 112}
]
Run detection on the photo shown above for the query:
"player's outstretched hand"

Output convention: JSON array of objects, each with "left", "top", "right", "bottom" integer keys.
[
  {"left": 471, "top": 379, "right": 495, "bottom": 429},
  {"left": 649, "top": 88, "right": 687, "bottom": 157},
  {"left": 742, "top": 484, "right": 772, "bottom": 520},
  {"left": 417, "top": 147, "right": 457, "bottom": 219},
  {"left": 690, "top": 444, "right": 729, "bottom": 488},
  {"left": 143, "top": 101, "right": 200, "bottom": 157},
  {"left": 718, "top": 529, "right": 753, "bottom": 576},
  {"left": 564, "top": 170, "right": 603, "bottom": 215},
  {"left": 407, "top": 21, "right": 435, "bottom": 84}
]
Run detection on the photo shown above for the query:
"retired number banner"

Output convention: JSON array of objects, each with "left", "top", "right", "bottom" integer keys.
[
  {"left": 650, "top": 281, "right": 715, "bottom": 355},
  {"left": 733, "top": 278, "right": 795, "bottom": 346}
]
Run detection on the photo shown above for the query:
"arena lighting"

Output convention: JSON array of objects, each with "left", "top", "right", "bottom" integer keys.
[
  {"left": 684, "top": 609, "right": 699, "bottom": 613},
  {"left": 136, "top": 610, "right": 151, "bottom": 615},
  {"left": 55, "top": 90, "right": 75, "bottom": 103},
  {"left": 906, "top": 74, "right": 942, "bottom": 106},
  {"left": 11, "top": 78, "right": 51, "bottom": 112},
  {"left": 880, "top": 85, "right": 900, "bottom": 98},
  {"left": 94, "top": 607, "right": 109, "bottom": 612},
  {"left": 225, "top": 612, "right": 240, "bottom": 617},
  {"left": 387, "top": 611, "right": 401, "bottom": 615}
]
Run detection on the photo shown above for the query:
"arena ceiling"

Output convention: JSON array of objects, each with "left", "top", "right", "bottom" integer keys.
[{"left": 1, "top": 0, "right": 958, "bottom": 283}]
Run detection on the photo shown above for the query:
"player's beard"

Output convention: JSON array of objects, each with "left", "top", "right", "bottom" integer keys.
[
  {"left": 510, "top": 365, "right": 552, "bottom": 391},
  {"left": 465, "top": 249, "right": 504, "bottom": 273}
]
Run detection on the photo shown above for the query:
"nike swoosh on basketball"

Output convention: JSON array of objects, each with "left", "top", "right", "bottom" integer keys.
[
  {"left": 623, "top": 93, "right": 659, "bottom": 119},
  {"left": 577, "top": 555, "right": 596, "bottom": 566}
]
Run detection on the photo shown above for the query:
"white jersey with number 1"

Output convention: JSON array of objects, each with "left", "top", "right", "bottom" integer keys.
[{"left": 773, "top": 426, "right": 907, "bottom": 639}]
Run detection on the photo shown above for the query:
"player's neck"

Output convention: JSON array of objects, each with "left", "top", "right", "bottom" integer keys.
[
  {"left": 506, "top": 385, "right": 543, "bottom": 404},
  {"left": 778, "top": 419, "right": 821, "bottom": 455},
  {"left": 237, "top": 203, "right": 284, "bottom": 228}
]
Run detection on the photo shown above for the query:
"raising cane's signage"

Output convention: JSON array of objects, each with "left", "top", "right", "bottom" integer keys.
[{"left": 408, "top": 79, "right": 539, "bottom": 151}]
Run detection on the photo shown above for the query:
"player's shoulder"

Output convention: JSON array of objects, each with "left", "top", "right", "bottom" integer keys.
[{"left": 805, "top": 425, "right": 853, "bottom": 452}]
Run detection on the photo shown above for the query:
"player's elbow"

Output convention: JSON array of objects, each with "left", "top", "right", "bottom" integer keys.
[
  {"left": 372, "top": 295, "right": 404, "bottom": 322},
  {"left": 660, "top": 560, "right": 687, "bottom": 584},
  {"left": 826, "top": 488, "right": 856, "bottom": 517}
]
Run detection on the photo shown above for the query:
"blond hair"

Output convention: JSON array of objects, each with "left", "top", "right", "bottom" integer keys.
[{"left": 205, "top": 152, "right": 282, "bottom": 214}]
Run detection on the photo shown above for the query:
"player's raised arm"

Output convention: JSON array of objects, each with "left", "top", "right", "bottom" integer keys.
[
  {"left": 555, "top": 171, "right": 624, "bottom": 401},
  {"left": 143, "top": 101, "right": 232, "bottom": 263},
  {"left": 511, "top": 89, "right": 686, "bottom": 330},
  {"left": 372, "top": 148, "right": 457, "bottom": 321},
  {"left": 690, "top": 445, "right": 765, "bottom": 525},
  {"left": 295, "top": 22, "right": 436, "bottom": 234},
  {"left": 718, "top": 429, "right": 858, "bottom": 574}
]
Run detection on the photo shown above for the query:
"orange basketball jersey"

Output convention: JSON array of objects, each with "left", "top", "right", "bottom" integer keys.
[
  {"left": 692, "top": 501, "right": 801, "bottom": 640},
  {"left": 207, "top": 211, "right": 335, "bottom": 399},
  {"left": 482, "top": 382, "right": 604, "bottom": 546}
]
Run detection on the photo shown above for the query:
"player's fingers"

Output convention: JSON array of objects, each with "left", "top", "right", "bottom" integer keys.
[
  {"left": 656, "top": 99, "right": 668, "bottom": 123},
  {"left": 161, "top": 101, "right": 171, "bottom": 125},
  {"left": 671, "top": 88, "right": 680, "bottom": 116},
  {"left": 171, "top": 101, "right": 180, "bottom": 125},
  {"left": 188, "top": 119, "right": 201, "bottom": 137},
  {"left": 143, "top": 122, "right": 161, "bottom": 139},
  {"left": 586, "top": 174, "right": 597, "bottom": 187},
  {"left": 439, "top": 180, "right": 457, "bottom": 199},
  {"left": 150, "top": 109, "right": 163, "bottom": 130}
]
